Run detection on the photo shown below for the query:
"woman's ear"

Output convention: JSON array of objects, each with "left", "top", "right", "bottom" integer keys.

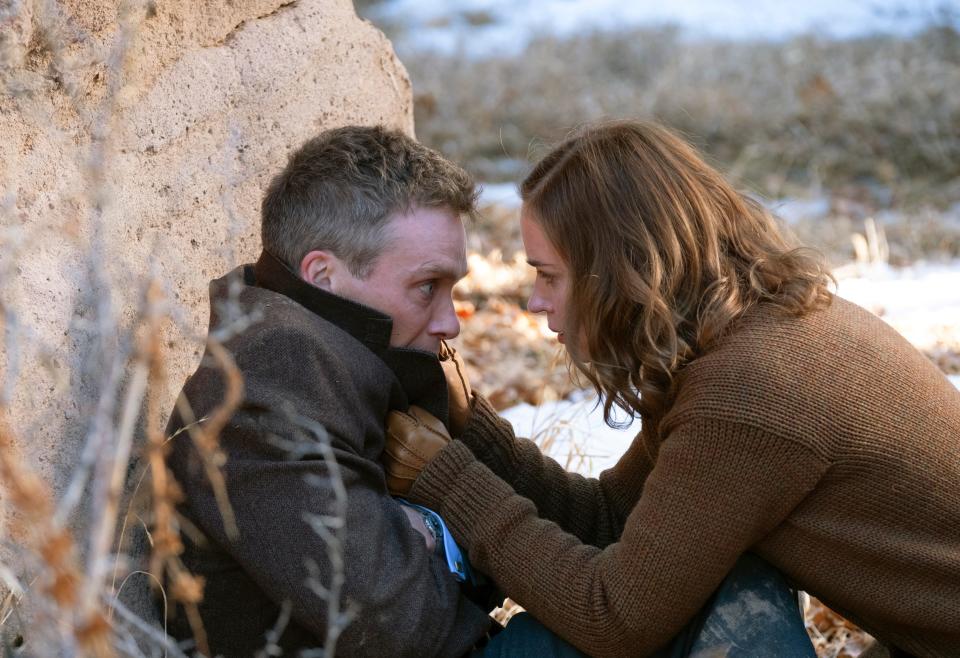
[{"left": 300, "top": 250, "right": 336, "bottom": 291}]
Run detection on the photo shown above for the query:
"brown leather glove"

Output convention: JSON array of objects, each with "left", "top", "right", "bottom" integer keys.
[
  {"left": 439, "top": 340, "right": 472, "bottom": 437},
  {"left": 383, "top": 405, "right": 451, "bottom": 496}
]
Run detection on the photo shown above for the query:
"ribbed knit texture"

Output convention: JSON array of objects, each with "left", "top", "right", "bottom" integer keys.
[{"left": 410, "top": 296, "right": 960, "bottom": 658}]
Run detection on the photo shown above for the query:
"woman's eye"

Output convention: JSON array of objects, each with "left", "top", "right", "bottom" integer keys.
[
  {"left": 539, "top": 272, "right": 556, "bottom": 286},
  {"left": 418, "top": 281, "right": 436, "bottom": 297}
]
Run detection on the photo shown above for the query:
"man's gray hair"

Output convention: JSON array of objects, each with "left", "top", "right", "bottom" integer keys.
[{"left": 261, "top": 125, "right": 477, "bottom": 278}]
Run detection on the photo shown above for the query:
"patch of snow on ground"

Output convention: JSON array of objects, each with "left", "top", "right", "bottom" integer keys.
[
  {"left": 833, "top": 263, "right": 960, "bottom": 350},
  {"left": 500, "top": 262, "right": 960, "bottom": 477}
]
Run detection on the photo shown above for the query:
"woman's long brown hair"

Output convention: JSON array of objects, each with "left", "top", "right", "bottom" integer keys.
[{"left": 521, "top": 121, "right": 832, "bottom": 433}]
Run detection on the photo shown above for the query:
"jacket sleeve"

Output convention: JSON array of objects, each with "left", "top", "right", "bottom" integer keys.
[
  {"left": 169, "top": 328, "right": 490, "bottom": 658},
  {"left": 457, "top": 393, "right": 654, "bottom": 547},
  {"left": 409, "top": 417, "right": 830, "bottom": 658}
]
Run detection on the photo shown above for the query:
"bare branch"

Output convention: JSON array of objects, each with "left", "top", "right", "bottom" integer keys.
[
  {"left": 80, "top": 278, "right": 164, "bottom": 627},
  {"left": 55, "top": 351, "right": 127, "bottom": 526},
  {"left": 284, "top": 411, "right": 359, "bottom": 658},
  {"left": 254, "top": 599, "right": 292, "bottom": 658},
  {"left": 106, "top": 591, "right": 191, "bottom": 658}
]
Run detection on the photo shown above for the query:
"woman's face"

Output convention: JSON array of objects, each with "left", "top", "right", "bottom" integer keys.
[{"left": 521, "top": 208, "right": 573, "bottom": 346}]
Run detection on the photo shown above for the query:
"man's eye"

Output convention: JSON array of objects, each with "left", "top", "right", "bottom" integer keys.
[{"left": 418, "top": 281, "right": 436, "bottom": 297}]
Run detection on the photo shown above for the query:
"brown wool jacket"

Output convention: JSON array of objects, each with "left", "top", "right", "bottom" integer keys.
[
  {"left": 164, "top": 251, "right": 490, "bottom": 657},
  {"left": 409, "top": 295, "right": 960, "bottom": 658}
]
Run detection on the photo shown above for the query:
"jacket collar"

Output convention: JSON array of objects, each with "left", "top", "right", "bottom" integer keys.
[
  {"left": 249, "top": 250, "right": 450, "bottom": 425},
  {"left": 252, "top": 250, "right": 394, "bottom": 355}
]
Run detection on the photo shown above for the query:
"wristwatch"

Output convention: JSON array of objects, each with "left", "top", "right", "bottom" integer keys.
[
  {"left": 397, "top": 499, "right": 471, "bottom": 581},
  {"left": 419, "top": 508, "right": 445, "bottom": 557}
]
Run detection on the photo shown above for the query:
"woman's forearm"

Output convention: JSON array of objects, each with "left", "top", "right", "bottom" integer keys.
[
  {"left": 410, "top": 419, "right": 829, "bottom": 658},
  {"left": 459, "top": 393, "right": 651, "bottom": 546}
]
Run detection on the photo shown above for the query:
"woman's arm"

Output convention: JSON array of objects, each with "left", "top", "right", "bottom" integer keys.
[
  {"left": 409, "top": 416, "right": 829, "bottom": 658},
  {"left": 457, "top": 393, "right": 654, "bottom": 547}
]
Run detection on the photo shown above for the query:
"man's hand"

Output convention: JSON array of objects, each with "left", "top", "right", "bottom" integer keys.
[
  {"left": 400, "top": 505, "right": 437, "bottom": 553},
  {"left": 383, "top": 405, "right": 451, "bottom": 496},
  {"left": 439, "top": 340, "right": 472, "bottom": 436}
]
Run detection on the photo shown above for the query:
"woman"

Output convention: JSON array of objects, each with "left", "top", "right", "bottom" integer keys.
[{"left": 384, "top": 121, "right": 960, "bottom": 657}]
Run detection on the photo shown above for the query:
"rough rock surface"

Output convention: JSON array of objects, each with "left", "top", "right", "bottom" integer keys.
[{"left": 0, "top": 0, "right": 413, "bottom": 641}]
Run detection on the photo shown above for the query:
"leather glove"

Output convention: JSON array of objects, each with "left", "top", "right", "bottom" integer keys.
[
  {"left": 383, "top": 405, "right": 451, "bottom": 496},
  {"left": 439, "top": 340, "right": 473, "bottom": 437}
]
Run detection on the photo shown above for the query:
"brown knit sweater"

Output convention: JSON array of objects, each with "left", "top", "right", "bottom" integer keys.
[{"left": 408, "top": 295, "right": 960, "bottom": 657}]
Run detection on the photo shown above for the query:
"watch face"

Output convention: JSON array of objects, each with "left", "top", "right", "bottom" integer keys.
[{"left": 421, "top": 512, "right": 444, "bottom": 552}]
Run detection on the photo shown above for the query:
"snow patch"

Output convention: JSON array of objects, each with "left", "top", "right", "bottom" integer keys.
[
  {"left": 833, "top": 262, "right": 960, "bottom": 350},
  {"left": 500, "top": 394, "right": 639, "bottom": 477}
]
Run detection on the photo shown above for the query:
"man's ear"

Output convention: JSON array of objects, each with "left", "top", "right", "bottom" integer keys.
[{"left": 300, "top": 250, "right": 337, "bottom": 291}]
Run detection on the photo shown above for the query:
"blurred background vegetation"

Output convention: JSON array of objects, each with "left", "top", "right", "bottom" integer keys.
[{"left": 358, "top": 1, "right": 960, "bottom": 265}]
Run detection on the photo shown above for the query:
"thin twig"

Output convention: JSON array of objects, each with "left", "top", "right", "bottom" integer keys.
[
  {"left": 284, "top": 411, "right": 359, "bottom": 657},
  {"left": 106, "top": 592, "right": 190, "bottom": 658},
  {"left": 80, "top": 278, "right": 163, "bottom": 629},
  {"left": 55, "top": 351, "right": 127, "bottom": 526}
]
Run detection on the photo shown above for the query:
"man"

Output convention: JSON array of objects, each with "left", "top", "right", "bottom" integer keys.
[{"left": 164, "top": 126, "right": 492, "bottom": 656}]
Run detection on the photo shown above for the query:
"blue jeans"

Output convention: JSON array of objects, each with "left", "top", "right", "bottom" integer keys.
[{"left": 476, "top": 553, "right": 815, "bottom": 657}]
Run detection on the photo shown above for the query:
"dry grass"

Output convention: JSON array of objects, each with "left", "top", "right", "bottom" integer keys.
[
  {"left": 790, "top": 210, "right": 960, "bottom": 267},
  {"left": 0, "top": 2, "right": 177, "bottom": 654},
  {"left": 0, "top": 3, "right": 352, "bottom": 656}
]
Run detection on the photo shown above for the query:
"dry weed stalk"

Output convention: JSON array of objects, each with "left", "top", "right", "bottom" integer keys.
[
  {"left": 273, "top": 411, "right": 359, "bottom": 658},
  {"left": 0, "top": 413, "right": 93, "bottom": 655},
  {"left": 75, "top": 278, "right": 170, "bottom": 656},
  {"left": 124, "top": 263, "right": 262, "bottom": 656},
  {"left": 0, "top": 1, "right": 224, "bottom": 654},
  {"left": 851, "top": 218, "right": 890, "bottom": 268},
  {"left": 172, "top": 339, "right": 244, "bottom": 545},
  {"left": 151, "top": 337, "right": 245, "bottom": 658},
  {"left": 0, "top": 270, "right": 198, "bottom": 657}
]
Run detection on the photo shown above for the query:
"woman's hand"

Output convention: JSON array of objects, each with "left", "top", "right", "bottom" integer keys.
[
  {"left": 383, "top": 405, "right": 452, "bottom": 496},
  {"left": 439, "top": 340, "right": 473, "bottom": 436}
]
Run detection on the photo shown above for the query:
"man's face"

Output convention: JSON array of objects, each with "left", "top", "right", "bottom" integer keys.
[{"left": 324, "top": 206, "right": 467, "bottom": 353}]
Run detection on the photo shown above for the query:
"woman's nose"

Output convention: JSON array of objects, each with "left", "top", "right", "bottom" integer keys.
[{"left": 528, "top": 290, "right": 550, "bottom": 314}]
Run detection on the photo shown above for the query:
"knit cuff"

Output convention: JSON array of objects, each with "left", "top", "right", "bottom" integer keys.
[
  {"left": 410, "top": 439, "right": 523, "bottom": 558},
  {"left": 459, "top": 393, "right": 520, "bottom": 481},
  {"left": 409, "top": 439, "right": 477, "bottom": 511}
]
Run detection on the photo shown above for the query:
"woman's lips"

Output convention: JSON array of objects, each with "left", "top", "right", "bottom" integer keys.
[{"left": 557, "top": 330, "right": 566, "bottom": 344}]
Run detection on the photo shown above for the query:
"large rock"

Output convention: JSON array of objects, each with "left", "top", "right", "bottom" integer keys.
[{"left": 0, "top": 0, "right": 412, "bottom": 647}]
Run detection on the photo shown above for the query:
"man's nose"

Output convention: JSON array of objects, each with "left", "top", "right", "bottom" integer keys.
[{"left": 430, "top": 299, "right": 461, "bottom": 339}]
